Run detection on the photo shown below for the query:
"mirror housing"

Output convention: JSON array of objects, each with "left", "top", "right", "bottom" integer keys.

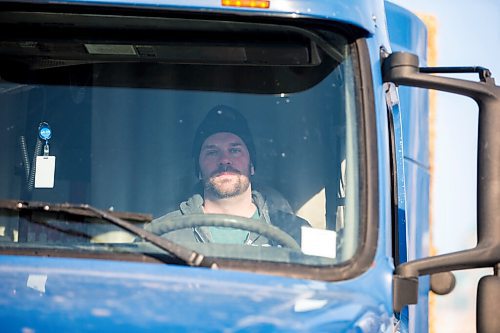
[
  {"left": 477, "top": 267, "right": 500, "bottom": 333},
  {"left": 382, "top": 52, "right": 500, "bottom": 332}
]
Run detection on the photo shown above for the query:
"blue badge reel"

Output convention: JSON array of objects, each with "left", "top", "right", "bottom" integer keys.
[{"left": 35, "top": 122, "right": 56, "bottom": 188}]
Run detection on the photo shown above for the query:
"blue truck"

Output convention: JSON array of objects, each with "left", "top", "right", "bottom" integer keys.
[{"left": 0, "top": 0, "right": 498, "bottom": 332}]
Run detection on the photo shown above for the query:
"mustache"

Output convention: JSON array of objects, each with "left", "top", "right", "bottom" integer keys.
[{"left": 210, "top": 165, "right": 241, "bottom": 177}]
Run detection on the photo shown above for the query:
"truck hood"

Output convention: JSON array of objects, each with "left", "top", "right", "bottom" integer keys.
[{"left": 0, "top": 255, "right": 391, "bottom": 332}]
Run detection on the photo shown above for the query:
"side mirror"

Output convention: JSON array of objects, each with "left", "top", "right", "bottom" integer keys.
[
  {"left": 477, "top": 272, "right": 500, "bottom": 333},
  {"left": 383, "top": 52, "right": 500, "bottom": 333}
]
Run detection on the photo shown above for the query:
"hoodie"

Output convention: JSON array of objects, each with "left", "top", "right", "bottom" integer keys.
[{"left": 145, "top": 190, "right": 309, "bottom": 247}]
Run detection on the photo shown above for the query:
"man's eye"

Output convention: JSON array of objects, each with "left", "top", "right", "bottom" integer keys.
[
  {"left": 205, "top": 150, "right": 218, "bottom": 156},
  {"left": 229, "top": 148, "right": 242, "bottom": 154}
]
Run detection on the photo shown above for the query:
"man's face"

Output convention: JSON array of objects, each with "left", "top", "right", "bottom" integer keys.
[{"left": 199, "top": 132, "right": 254, "bottom": 199}]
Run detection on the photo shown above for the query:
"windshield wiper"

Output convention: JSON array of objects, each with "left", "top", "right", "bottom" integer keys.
[{"left": 0, "top": 199, "right": 209, "bottom": 267}]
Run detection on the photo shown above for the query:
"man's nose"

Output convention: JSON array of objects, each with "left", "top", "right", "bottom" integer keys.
[{"left": 218, "top": 151, "right": 232, "bottom": 165}]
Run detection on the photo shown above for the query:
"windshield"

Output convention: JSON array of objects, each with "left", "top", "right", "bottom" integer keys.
[{"left": 0, "top": 9, "right": 369, "bottom": 279}]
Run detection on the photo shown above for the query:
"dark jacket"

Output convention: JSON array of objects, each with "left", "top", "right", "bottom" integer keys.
[{"left": 145, "top": 190, "right": 310, "bottom": 246}]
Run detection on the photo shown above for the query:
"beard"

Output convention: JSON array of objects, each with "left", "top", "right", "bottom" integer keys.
[{"left": 203, "top": 166, "right": 251, "bottom": 199}]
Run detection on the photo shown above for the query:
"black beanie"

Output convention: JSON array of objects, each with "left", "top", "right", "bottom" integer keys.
[{"left": 192, "top": 105, "right": 256, "bottom": 175}]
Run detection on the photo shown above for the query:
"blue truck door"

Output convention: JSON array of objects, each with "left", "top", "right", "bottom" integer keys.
[{"left": 385, "top": 2, "right": 431, "bottom": 332}]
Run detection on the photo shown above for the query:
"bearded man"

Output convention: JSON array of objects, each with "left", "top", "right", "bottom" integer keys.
[{"left": 146, "top": 105, "right": 309, "bottom": 245}]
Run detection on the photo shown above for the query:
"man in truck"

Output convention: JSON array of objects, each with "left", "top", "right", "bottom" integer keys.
[{"left": 146, "top": 105, "right": 309, "bottom": 245}]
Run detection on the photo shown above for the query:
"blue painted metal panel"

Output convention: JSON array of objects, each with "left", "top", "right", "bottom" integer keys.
[
  {"left": 385, "top": 4, "right": 431, "bottom": 331},
  {"left": 404, "top": 160, "right": 430, "bottom": 333},
  {"left": 13, "top": 0, "right": 377, "bottom": 34},
  {"left": 385, "top": 2, "right": 427, "bottom": 61},
  {"left": 386, "top": 1, "right": 430, "bottom": 168},
  {"left": 398, "top": 86, "right": 430, "bottom": 168},
  {"left": 0, "top": 255, "right": 393, "bottom": 332},
  {"left": 385, "top": 6, "right": 430, "bottom": 329}
]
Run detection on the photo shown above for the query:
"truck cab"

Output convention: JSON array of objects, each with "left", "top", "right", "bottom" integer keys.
[{"left": 0, "top": 0, "right": 498, "bottom": 332}]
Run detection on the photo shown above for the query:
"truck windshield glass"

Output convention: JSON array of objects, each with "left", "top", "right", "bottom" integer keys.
[{"left": 0, "top": 13, "right": 365, "bottom": 275}]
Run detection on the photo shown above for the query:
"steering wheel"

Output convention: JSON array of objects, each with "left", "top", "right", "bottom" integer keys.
[{"left": 146, "top": 214, "right": 301, "bottom": 250}]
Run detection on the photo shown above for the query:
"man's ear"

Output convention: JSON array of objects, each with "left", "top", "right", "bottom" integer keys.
[{"left": 250, "top": 164, "right": 255, "bottom": 176}]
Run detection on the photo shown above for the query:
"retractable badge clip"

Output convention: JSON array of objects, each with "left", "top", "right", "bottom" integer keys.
[
  {"left": 38, "top": 122, "right": 52, "bottom": 156},
  {"left": 35, "top": 122, "right": 56, "bottom": 188}
]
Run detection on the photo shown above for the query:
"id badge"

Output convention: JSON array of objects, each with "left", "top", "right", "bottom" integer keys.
[{"left": 34, "top": 156, "right": 56, "bottom": 188}]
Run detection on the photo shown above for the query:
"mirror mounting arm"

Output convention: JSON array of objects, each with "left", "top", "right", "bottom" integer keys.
[
  {"left": 382, "top": 52, "right": 500, "bottom": 314},
  {"left": 419, "top": 65, "right": 494, "bottom": 84}
]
